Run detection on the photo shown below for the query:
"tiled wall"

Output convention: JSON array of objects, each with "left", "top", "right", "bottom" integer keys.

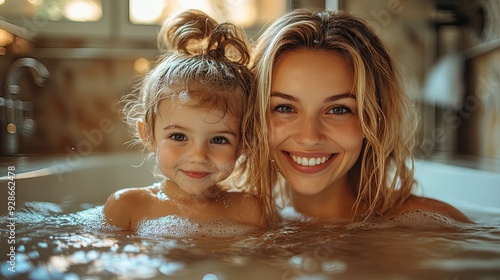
[
  {"left": 1, "top": 56, "right": 143, "bottom": 155},
  {"left": 460, "top": 49, "right": 500, "bottom": 158},
  {"left": 345, "top": 0, "right": 500, "bottom": 159}
]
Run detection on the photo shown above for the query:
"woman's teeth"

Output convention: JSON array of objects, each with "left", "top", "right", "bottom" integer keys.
[{"left": 290, "top": 154, "right": 331, "bottom": 167}]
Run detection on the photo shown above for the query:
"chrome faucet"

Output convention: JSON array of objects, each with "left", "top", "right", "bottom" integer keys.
[{"left": 1, "top": 58, "right": 50, "bottom": 155}]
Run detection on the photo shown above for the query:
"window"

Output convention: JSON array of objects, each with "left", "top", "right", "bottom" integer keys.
[
  {"left": 129, "top": 0, "right": 283, "bottom": 28},
  {"left": 122, "top": 0, "right": 288, "bottom": 40},
  {"left": 0, "top": 0, "right": 109, "bottom": 38},
  {"left": 0, "top": 0, "right": 289, "bottom": 40}
]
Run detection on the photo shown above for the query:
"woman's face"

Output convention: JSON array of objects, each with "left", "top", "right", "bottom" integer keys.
[{"left": 268, "top": 49, "right": 364, "bottom": 196}]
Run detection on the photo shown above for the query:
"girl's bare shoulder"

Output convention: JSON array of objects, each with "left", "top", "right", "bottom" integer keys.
[
  {"left": 103, "top": 185, "right": 163, "bottom": 229},
  {"left": 400, "top": 195, "right": 472, "bottom": 223},
  {"left": 106, "top": 185, "right": 159, "bottom": 205}
]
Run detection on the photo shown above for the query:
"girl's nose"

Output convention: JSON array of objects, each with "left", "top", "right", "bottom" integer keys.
[
  {"left": 189, "top": 143, "right": 209, "bottom": 163},
  {"left": 294, "top": 115, "right": 325, "bottom": 146}
]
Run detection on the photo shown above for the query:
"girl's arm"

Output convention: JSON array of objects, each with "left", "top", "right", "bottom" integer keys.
[{"left": 103, "top": 188, "right": 142, "bottom": 230}]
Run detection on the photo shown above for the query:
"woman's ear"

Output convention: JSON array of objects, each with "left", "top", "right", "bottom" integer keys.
[{"left": 137, "top": 120, "right": 154, "bottom": 151}]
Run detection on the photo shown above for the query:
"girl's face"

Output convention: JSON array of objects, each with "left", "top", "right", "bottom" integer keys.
[
  {"left": 269, "top": 49, "right": 364, "bottom": 196},
  {"left": 151, "top": 96, "right": 241, "bottom": 195}
]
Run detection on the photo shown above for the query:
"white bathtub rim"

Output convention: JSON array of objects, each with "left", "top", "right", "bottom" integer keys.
[{"left": 0, "top": 152, "right": 150, "bottom": 182}]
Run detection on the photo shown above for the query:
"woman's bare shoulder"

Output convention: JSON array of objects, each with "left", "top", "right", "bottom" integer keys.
[{"left": 400, "top": 195, "right": 473, "bottom": 223}]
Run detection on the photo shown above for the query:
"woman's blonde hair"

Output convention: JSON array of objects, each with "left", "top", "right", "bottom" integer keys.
[{"left": 247, "top": 9, "right": 418, "bottom": 223}]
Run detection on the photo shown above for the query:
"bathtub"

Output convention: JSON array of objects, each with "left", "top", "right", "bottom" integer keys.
[
  {"left": 0, "top": 152, "right": 156, "bottom": 215},
  {"left": 1, "top": 152, "right": 499, "bottom": 279},
  {"left": 1, "top": 152, "right": 499, "bottom": 215},
  {"left": 414, "top": 157, "right": 500, "bottom": 212}
]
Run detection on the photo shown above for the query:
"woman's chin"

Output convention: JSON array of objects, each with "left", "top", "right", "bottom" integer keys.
[{"left": 288, "top": 184, "right": 324, "bottom": 197}]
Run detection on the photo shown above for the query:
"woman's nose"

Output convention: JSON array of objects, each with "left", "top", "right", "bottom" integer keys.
[{"left": 294, "top": 116, "right": 325, "bottom": 146}]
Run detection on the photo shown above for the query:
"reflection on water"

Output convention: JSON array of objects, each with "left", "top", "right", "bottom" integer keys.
[{"left": 1, "top": 202, "right": 500, "bottom": 279}]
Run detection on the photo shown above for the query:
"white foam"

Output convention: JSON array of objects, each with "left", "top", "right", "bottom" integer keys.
[
  {"left": 71, "top": 206, "right": 120, "bottom": 231},
  {"left": 113, "top": 189, "right": 129, "bottom": 200},
  {"left": 347, "top": 209, "right": 469, "bottom": 230},
  {"left": 177, "top": 90, "right": 191, "bottom": 104},
  {"left": 136, "top": 215, "right": 258, "bottom": 237},
  {"left": 39, "top": 205, "right": 119, "bottom": 231},
  {"left": 0, "top": 201, "right": 64, "bottom": 225}
]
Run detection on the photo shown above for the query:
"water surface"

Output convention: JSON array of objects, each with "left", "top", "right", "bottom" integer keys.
[{"left": 1, "top": 201, "right": 499, "bottom": 279}]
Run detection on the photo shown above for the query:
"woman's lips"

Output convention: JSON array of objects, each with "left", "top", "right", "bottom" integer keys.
[
  {"left": 290, "top": 154, "right": 332, "bottom": 167},
  {"left": 284, "top": 152, "right": 335, "bottom": 174}
]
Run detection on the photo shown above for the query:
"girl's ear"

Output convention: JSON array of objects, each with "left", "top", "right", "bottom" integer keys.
[{"left": 137, "top": 120, "right": 154, "bottom": 151}]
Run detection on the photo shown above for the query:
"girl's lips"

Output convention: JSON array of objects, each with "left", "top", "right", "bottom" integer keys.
[
  {"left": 284, "top": 152, "right": 335, "bottom": 174},
  {"left": 181, "top": 170, "right": 211, "bottom": 179}
]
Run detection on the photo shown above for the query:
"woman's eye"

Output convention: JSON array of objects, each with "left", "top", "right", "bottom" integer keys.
[
  {"left": 329, "top": 106, "right": 352, "bottom": 115},
  {"left": 273, "top": 104, "right": 295, "bottom": 113},
  {"left": 169, "top": 133, "right": 187, "bottom": 141},
  {"left": 211, "top": 137, "right": 229, "bottom": 144}
]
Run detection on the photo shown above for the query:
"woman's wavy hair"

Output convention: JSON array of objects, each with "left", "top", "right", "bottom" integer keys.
[
  {"left": 246, "top": 9, "right": 418, "bottom": 223},
  {"left": 121, "top": 9, "right": 256, "bottom": 191}
]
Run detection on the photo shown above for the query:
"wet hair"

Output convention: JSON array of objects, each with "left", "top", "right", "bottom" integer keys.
[
  {"left": 247, "top": 9, "right": 418, "bottom": 223},
  {"left": 123, "top": 9, "right": 254, "bottom": 153}
]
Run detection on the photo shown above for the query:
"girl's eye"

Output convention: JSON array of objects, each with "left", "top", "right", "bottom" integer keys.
[
  {"left": 272, "top": 104, "right": 295, "bottom": 113},
  {"left": 169, "top": 133, "right": 187, "bottom": 141},
  {"left": 328, "top": 106, "right": 352, "bottom": 115},
  {"left": 211, "top": 137, "right": 229, "bottom": 145}
]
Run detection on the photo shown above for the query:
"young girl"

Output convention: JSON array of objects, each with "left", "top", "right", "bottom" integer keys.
[
  {"left": 104, "top": 10, "right": 263, "bottom": 231},
  {"left": 246, "top": 9, "right": 471, "bottom": 225}
]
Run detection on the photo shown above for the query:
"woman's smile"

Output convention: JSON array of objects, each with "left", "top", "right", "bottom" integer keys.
[
  {"left": 284, "top": 151, "right": 336, "bottom": 173},
  {"left": 289, "top": 153, "right": 333, "bottom": 167}
]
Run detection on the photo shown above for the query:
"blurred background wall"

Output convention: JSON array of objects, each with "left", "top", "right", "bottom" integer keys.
[{"left": 0, "top": 0, "right": 498, "bottom": 165}]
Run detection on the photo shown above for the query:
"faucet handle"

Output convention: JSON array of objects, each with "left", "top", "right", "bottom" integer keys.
[
  {"left": 8, "top": 85, "right": 20, "bottom": 94},
  {"left": 21, "top": 118, "right": 36, "bottom": 139},
  {"left": 15, "top": 100, "right": 35, "bottom": 139}
]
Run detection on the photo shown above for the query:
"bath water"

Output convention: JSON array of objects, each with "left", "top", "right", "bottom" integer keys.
[{"left": 1, "top": 201, "right": 499, "bottom": 279}]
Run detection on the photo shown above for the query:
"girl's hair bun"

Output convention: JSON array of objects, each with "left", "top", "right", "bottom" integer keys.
[{"left": 158, "top": 9, "right": 249, "bottom": 66}]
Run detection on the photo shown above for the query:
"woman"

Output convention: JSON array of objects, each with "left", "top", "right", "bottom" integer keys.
[{"left": 244, "top": 9, "right": 471, "bottom": 225}]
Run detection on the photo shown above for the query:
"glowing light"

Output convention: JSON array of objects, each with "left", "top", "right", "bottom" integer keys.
[
  {"left": 134, "top": 57, "right": 151, "bottom": 74},
  {"left": 0, "top": 29, "right": 14, "bottom": 46},
  {"left": 223, "top": 0, "right": 257, "bottom": 27},
  {"left": 128, "top": 0, "right": 258, "bottom": 26},
  {"left": 130, "top": 0, "right": 166, "bottom": 24},
  {"left": 171, "top": 0, "right": 213, "bottom": 16},
  {"left": 7, "top": 123, "right": 16, "bottom": 134},
  {"left": 64, "top": 0, "right": 102, "bottom": 22},
  {"left": 202, "top": 273, "right": 220, "bottom": 280},
  {"left": 28, "top": 0, "right": 43, "bottom": 5}
]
